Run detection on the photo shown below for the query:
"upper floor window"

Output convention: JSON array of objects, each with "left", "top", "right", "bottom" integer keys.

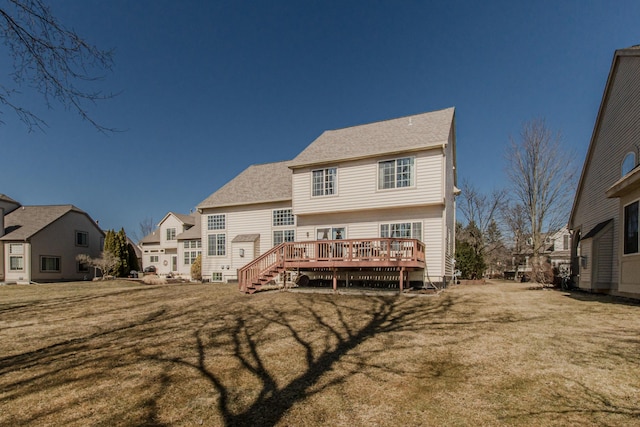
[
  {"left": 9, "top": 243, "right": 23, "bottom": 254},
  {"left": 312, "top": 168, "right": 336, "bottom": 197},
  {"left": 273, "top": 209, "right": 295, "bottom": 226},
  {"left": 76, "top": 231, "right": 88, "bottom": 247},
  {"left": 183, "top": 240, "right": 201, "bottom": 249},
  {"left": 166, "top": 228, "right": 176, "bottom": 240},
  {"left": 378, "top": 157, "right": 414, "bottom": 189},
  {"left": 208, "top": 214, "right": 226, "bottom": 230},
  {"left": 622, "top": 152, "right": 636, "bottom": 176}
]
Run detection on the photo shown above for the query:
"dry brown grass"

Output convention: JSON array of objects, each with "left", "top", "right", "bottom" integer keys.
[{"left": 0, "top": 280, "right": 639, "bottom": 426}]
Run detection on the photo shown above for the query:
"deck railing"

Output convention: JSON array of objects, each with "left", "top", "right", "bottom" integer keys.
[
  {"left": 283, "top": 238, "right": 425, "bottom": 264},
  {"left": 238, "top": 238, "right": 425, "bottom": 292}
]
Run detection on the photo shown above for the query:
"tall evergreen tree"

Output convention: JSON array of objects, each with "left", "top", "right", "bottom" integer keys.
[{"left": 102, "top": 230, "right": 116, "bottom": 275}]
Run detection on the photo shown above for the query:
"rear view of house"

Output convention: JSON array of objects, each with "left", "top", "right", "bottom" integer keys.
[
  {"left": 569, "top": 45, "right": 640, "bottom": 298},
  {"left": 197, "top": 107, "right": 458, "bottom": 292},
  {"left": 139, "top": 212, "right": 201, "bottom": 279},
  {"left": 0, "top": 195, "right": 104, "bottom": 283}
]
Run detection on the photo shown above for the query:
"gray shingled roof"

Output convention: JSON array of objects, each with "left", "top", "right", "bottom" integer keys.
[
  {"left": 197, "top": 160, "right": 292, "bottom": 209},
  {"left": 0, "top": 194, "right": 19, "bottom": 204},
  {"left": 139, "top": 230, "right": 160, "bottom": 244},
  {"left": 1, "top": 205, "right": 98, "bottom": 241},
  {"left": 232, "top": 234, "right": 260, "bottom": 243},
  {"left": 177, "top": 213, "right": 201, "bottom": 240},
  {"left": 290, "top": 107, "right": 455, "bottom": 168},
  {"left": 173, "top": 213, "right": 196, "bottom": 226}
]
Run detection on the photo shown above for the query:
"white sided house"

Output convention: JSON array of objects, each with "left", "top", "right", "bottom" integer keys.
[
  {"left": 569, "top": 45, "right": 640, "bottom": 299},
  {"left": 197, "top": 108, "right": 458, "bottom": 293},
  {"left": 0, "top": 195, "right": 104, "bottom": 283},
  {"left": 140, "top": 212, "right": 200, "bottom": 278}
]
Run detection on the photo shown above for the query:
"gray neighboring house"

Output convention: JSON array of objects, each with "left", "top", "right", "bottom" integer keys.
[{"left": 0, "top": 195, "right": 104, "bottom": 283}]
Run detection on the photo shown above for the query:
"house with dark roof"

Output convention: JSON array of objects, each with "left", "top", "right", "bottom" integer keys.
[
  {"left": 139, "top": 211, "right": 200, "bottom": 278},
  {"left": 569, "top": 45, "right": 640, "bottom": 299},
  {"left": 197, "top": 107, "right": 458, "bottom": 292},
  {"left": 0, "top": 195, "right": 104, "bottom": 283}
]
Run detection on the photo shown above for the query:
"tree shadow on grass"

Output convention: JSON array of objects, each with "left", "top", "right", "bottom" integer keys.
[{"left": 146, "top": 293, "right": 459, "bottom": 426}]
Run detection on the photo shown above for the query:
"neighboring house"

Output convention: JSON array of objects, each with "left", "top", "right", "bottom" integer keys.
[
  {"left": 139, "top": 212, "right": 200, "bottom": 278},
  {"left": 506, "top": 226, "right": 572, "bottom": 280},
  {"left": 547, "top": 226, "right": 571, "bottom": 271},
  {"left": 0, "top": 195, "right": 104, "bottom": 283},
  {"left": 197, "top": 107, "right": 457, "bottom": 292},
  {"left": 569, "top": 45, "right": 640, "bottom": 299}
]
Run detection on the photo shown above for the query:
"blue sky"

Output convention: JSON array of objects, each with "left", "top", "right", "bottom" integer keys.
[{"left": 1, "top": 0, "right": 639, "bottom": 239}]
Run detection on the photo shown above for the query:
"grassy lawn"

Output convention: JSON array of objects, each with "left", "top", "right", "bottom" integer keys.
[{"left": 0, "top": 280, "right": 639, "bottom": 426}]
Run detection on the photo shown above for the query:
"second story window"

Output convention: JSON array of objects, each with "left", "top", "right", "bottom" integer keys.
[
  {"left": 273, "top": 209, "right": 295, "bottom": 226},
  {"left": 208, "top": 214, "right": 226, "bottom": 230},
  {"left": 312, "top": 168, "right": 336, "bottom": 196},
  {"left": 622, "top": 152, "right": 636, "bottom": 176},
  {"left": 76, "top": 231, "right": 88, "bottom": 246},
  {"left": 166, "top": 228, "right": 176, "bottom": 240},
  {"left": 378, "top": 157, "right": 414, "bottom": 189}
]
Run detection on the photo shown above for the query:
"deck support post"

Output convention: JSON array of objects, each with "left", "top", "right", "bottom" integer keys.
[
  {"left": 332, "top": 268, "right": 337, "bottom": 291},
  {"left": 399, "top": 267, "right": 405, "bottom": 292}
]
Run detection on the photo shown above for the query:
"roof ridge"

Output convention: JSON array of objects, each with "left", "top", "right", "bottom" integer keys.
[{"left": 324, "top": 107, "right": 455, "bottom": 133}]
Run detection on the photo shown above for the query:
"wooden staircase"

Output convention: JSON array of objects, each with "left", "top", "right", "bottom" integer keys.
[
  {"left": 238, "top": 243, "right": 286, "bottom": 294},
  {"left": 237, "top": 238, "right": 427, "bottom": 294}
]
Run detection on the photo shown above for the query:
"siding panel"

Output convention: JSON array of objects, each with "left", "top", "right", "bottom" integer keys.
[
  {"left": 293, "top": 149, "right": 444, "bottom": 216},
  {"left": 572, "top": 56, "right": 640, "bottom": 288}
]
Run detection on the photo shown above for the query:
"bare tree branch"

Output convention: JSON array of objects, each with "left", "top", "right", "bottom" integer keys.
[
  {"left": 0, "top": 0, "right": 116, "bottom": 132},
  {"left": 504, "top": 118, "right": 576, "bottom": 283}
]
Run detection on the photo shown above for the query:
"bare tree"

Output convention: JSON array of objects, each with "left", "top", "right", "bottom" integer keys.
[
  {"left": 133, "top": 216, "right": 155, "bottom": 242},
  {"left": 457, "top": 180, "right": 508, "bottom": 275},
  {"left": 459, "top": 179, "right": 507, "bottom": 233},
  {"left": 0, "top": 0, "right": 115, "bottom": 131},
  {"left": 76, "top": 252, "right": 118, "bottom": 279},
  {"left": 500, "top": 201, "right": 530, "bottom": 279},
  {"left": 505, "top": 119, "right": 575, "bottom": 283}
]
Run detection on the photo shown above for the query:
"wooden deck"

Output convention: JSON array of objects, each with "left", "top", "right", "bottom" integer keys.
[{"left": 238, "top": 238, "right": 426, "bottom": 293}]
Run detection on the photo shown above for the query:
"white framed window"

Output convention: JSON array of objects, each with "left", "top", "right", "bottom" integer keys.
[
  {"left": 208, "top": 234, "right": 226, "bottom": 256},
  {"left": 380, "top": 222, "right": 422, "bottom": 240},
  {"left": 273, "top": 209, "right": 295, "bottom": 226},
  {"left": 312, "top": 168, "right": 337, "bottom": 196},
  {"left": 624, "top": 200, "right": 639, "bottom": 255},
  {"left": 9, "top": 256, "right": 23, "bottom": 271},
  {"left": 183, "top": 240, "right": 201, "bottom": 249},
  {"left": 207, "top": 214, "right": 226, "bottom": 230},
  {"left": 378, "top": 157, "right": 415, "bottom": 189},
  {"left": 184, "top": 250, "right": 200, "bottom": 265},
  {"left": 40, "top": 256, "right": 61, "bottom": 272},
  {"left": 76, "top": 231, "right": 88, "bottom": 247},
  {"left": 9, "top": 243, "right": 23, "bottom": 254},
  {"left": 273, "top": 230, "right": 295, "bottom": 246},
  {"left": 622, "top": 152, "right": 636, "bottom": 176},
  {"left": 150, "top": 255, "right": 159, "bottom": 263},
  {"left": 166, "top": 228, "right": 176, "bottom": 240},
  {"left": 212, "top": 272, "right": 223, "bottom": 282}
]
